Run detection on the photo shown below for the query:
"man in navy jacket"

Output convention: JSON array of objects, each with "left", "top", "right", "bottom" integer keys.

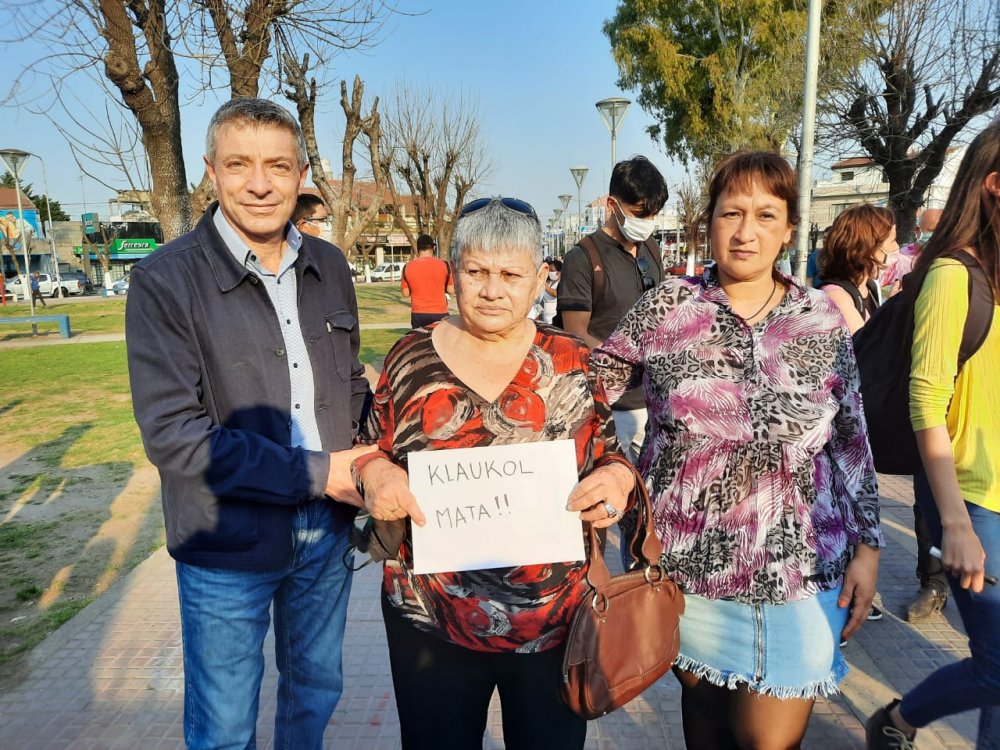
[{"left": 126, "top": 98, "right": 375, "bottom": 749}]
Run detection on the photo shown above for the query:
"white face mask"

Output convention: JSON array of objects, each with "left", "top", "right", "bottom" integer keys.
[
  {"left": 547, "top": 271, "right": 559, "bottom": 281},
  {"left": 613, "top": 200, "right": 656, "bottom": 243}
]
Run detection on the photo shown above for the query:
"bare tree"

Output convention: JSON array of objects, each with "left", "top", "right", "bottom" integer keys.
[
  {"left": 676, "top": 158, "right": 713, "bottom": 267},
  {"left": 382, "top": 83, "right": 493, "bottom": 255},
  {"left": 820, "top": 0, "right": 1000, "bottom": 241},
  {"left": 285, "top": 62, "right": 387, "bottom": 254},
  {"left": 3, "top": 0, "right": 396, "bottom": 241}
]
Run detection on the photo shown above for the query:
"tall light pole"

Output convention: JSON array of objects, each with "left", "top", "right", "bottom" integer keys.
[
  {"left": 552, "top": 207, "right": 564, "bottom": 255},
  {"left": 795, "top": 0, "right": 822, "bottom": 282},
  {"left": 570, "top": 167, "right": 588, "bottom": 246},
  {"left": 33, "top": 155, "right": 62, "bottom": 296},
  {"left": 595, "top": 97, "right": 631, "bottom": 173},
  {"left": 0, "top": 148, "right": 35, "bottom": 317}
]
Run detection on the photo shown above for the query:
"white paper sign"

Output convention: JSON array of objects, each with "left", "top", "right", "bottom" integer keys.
[{"left": 407, "top": 440, "right": 585, "bottom": 574}]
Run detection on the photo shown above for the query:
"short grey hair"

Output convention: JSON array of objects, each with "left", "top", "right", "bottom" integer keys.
[
  {"left": 451, "top": 199, "right": 543, "bottom": 268},
  {"left": 206, "top": 98, "right": 308, "bottom": 168}
]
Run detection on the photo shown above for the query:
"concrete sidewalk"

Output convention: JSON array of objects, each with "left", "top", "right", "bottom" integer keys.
[{"left": 0, "top": 474, "right": 980, "bottom": 749}]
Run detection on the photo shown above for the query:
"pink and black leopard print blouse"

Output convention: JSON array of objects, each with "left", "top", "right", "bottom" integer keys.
[{"left": 594, "top": 269, "right": 883, "bottom": 605}]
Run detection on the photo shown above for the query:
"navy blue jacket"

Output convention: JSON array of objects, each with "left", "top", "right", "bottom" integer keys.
[{"left": 126, "top": 206, "right": 370, "bottom": 570}]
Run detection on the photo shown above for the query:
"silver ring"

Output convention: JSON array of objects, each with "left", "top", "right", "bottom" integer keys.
[{"left": 603, "top": 501, "right": 619, "bottom": 519}]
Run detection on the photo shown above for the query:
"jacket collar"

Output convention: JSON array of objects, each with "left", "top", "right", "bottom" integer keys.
[{"left": 196, "top": 203, "right": 322, "bottom": 293}]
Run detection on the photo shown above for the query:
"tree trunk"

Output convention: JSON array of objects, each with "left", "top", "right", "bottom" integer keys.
[
  {"left": 99, "top": 0, "right": 191, "bottom": 241},
  {"left": 885, "top": 166, "right": 920, "bottom": 245}
]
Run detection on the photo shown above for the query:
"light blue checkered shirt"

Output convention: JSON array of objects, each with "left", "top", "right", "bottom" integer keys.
[{"left": 214, "top": 208, "right": 322, "bottom": 451}]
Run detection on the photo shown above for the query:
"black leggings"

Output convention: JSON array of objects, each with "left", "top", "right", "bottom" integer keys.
[{"left": 382, "top": 597, "right": 587, "bottom": 750}]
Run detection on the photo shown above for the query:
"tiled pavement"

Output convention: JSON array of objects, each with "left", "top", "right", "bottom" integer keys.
[{"left": 0, "top": 473, "right": 981, "bottom": 749}]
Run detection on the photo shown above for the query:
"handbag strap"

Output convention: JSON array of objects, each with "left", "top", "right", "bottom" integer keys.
[{"left": 585, "top": 470, "right": 661, "bottom": 591}]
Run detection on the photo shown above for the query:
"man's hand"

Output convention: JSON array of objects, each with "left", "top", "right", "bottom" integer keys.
[
  {"left": 326, "top": 444, "right": 378, "bottom": 507},
  {"left": 839, "top": 544, "right": 879, "bottom": 642},
  {"left": 359, "top": 457, "right": 426, "bottom": 527}
]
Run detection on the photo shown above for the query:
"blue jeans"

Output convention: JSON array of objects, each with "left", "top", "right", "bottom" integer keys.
[
  {"left": 900, "top": 474, "right": 1000, "bottom": 749},
  {"left": 176, "top": 500, "right": 354, "bottom": 750}
]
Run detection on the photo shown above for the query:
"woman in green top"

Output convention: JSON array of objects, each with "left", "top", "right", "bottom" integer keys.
[{"left": 865, "top": 120, "right": 1000, "bottom": 750}]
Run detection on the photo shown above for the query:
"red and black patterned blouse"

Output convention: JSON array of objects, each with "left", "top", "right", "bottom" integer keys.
[{"left": 357, "top": 322, "right": 629, "bottom": 653}]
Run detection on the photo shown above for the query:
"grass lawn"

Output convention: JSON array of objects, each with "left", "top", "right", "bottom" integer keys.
[
  {"left": 0, "top": 307, "right": 407, "bottom": 677},
  {"left": 0, "top": 343, "right": 153, "bottom": 675},
  {"left": 0, "top": 297, "right": 128, "bottom": 338},
  {"left": 0, "top": 282, "right": 413, "bottom": 340}
]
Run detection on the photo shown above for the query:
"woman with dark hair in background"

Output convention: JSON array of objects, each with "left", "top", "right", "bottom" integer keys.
[
  {"left": 866, "top": 121, "right": 1000, "bottom": 750},
  {"left": 595, "top": 151, "right": 881, "bottom": 749}
]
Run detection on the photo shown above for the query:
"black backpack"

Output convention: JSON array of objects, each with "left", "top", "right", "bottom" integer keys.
[
  {"left": 552, "top": 235, "right": 662, "bottom": 328},
  {"left": 819, "top": 278, "right": 881, "bottom": 319},
  {"left": 853, "top": 250, "right": 994, "bottom": 475}
]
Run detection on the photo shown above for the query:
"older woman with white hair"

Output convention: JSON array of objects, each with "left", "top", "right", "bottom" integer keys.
[{"left": 351, "top": 197, "right": 636, "bottom": 749}]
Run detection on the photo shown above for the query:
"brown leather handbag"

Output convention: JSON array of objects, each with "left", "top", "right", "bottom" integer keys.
[{"left": 561, "top": 477, "right": 685, "bottom": 720}]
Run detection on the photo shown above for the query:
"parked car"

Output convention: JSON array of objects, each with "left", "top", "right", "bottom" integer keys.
[
  {"left": 666, "top": 262, "right": 708, "bottom": 277},
  {"left": 67, "top": 270, "right": 95, "bottom": 294},
  {"left": 2, "top": 286, "right": 14, "bottom": 302},
  {"left": 4, "top": 272, "right": 86, "bottom": 298},
  {"left": 369, "top": 261, "right": 406, "bottom": 282},
  {"left": 111, "top": 277, "right": 130, "bottom": 295}
]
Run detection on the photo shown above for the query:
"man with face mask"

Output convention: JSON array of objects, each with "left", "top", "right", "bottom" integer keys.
[
  {"left": 557, "top": 156, "right": 668, "bottom": 462},
  {"left": 881, "top": 208, "right": 941, "bottom": 288},
  {"left": 293, "top": 193, "right": 330, "bottom": 239}
]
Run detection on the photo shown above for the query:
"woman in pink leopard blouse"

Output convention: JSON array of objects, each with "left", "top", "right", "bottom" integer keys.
[{"left": 594, "top": 151, "right": 882, "bottom": 750}]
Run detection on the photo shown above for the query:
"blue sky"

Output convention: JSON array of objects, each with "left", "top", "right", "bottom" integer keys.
[{"left": 0, "top": 0, "right": 688, "bottom": 227}]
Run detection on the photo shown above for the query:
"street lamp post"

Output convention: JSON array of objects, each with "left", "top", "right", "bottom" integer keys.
[
  {"left": 558, "top": 194, "right": 572, "bottom": 251},
  {"left": 0, "top": 148, "right": 35, "bottom": 317},
  {"left": 35, "top": 156, "right": 63, "bottom": 296},
  {"left": 552, "top": 208, "right": 564, "bottom": 255},
  {"left": 569, "top": 167, "right": 588, "bottom": 247},
  {"left": 595, "top": 97, "right": 631, "bottom": 173}
]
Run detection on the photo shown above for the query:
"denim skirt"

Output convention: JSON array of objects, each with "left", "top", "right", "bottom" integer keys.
[{"left": 675, "top": 586, "right": 849, "bottom": 699}]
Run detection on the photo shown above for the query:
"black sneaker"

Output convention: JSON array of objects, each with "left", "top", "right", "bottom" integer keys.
[
  {"left": 906, "top": 586, "right": 948, "bottom": 622},
  {"left": 865, "top": 699, "right": 916, "bottom": 749},
  {"left": 867, "top": 604, "right": 884, "bottom": 621}
]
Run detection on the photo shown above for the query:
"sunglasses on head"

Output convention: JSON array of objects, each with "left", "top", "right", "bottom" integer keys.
[{"left": 459, "top": 197, "right": 538, "bottom": 220}]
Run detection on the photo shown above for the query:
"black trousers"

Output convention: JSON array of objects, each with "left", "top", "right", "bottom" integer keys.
[
  {"left": 382, "top": 597, "right": 587, "bottom": 750},
  {"left": 410, "top": 311, "right": 448, "bottom": 329},
  {"left": 913, "top": 472, "right": 949, "bottom": 592}
]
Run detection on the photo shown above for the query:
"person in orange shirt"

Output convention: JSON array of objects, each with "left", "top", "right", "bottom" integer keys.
[{"left": 401, "top": 234, "right": 454, "bottom": 328}]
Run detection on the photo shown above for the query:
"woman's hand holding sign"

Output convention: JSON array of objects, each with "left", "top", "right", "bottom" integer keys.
[
  {"left": 360, "top": 458, "right": 427, "bottom": 527},
  {"left": 567, "top": 462, "right": 635, "bottom": 529}
]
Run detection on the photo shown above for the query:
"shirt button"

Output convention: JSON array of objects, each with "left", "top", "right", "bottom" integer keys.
[
  {"left": 274, "top": 348, "right": 285, "bottom": 357},
  {"left": 250, "top": 254, "right": 257, "bottom": 263},
  {"left": 286, "top": 319, "right": 291, "bottom": 325},
  {"left": 295, "top": 403, "right": 301, "bottom": 409},
  {"left": 293, "top": 362, "right": 299, "bottom": 368}
]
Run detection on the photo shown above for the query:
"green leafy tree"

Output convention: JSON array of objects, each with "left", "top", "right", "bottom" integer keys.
[
  {"left": 605, "top": 0, "right": 877, "bottom": 165},
  {"left": 0, "top": 172, "right": 70, "bottom": 222}
]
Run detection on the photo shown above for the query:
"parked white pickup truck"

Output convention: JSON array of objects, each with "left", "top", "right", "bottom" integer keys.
[{"left": 4, "top": 273, "right": 86, "bottom": 299}]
